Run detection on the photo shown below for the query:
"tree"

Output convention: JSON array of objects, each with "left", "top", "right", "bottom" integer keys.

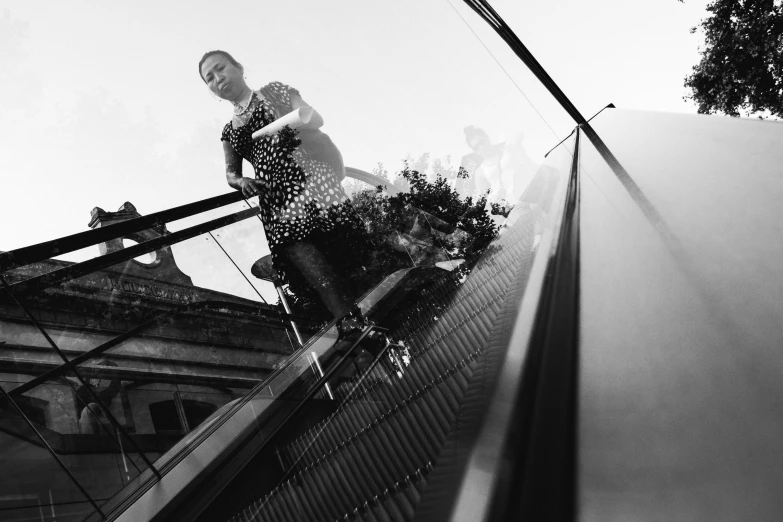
[
  {"left": 684, "top": 0, "right": 783, "bottom": 118},
  {"left": 284, "top": 163, "right": 500, "bottom": 316}
]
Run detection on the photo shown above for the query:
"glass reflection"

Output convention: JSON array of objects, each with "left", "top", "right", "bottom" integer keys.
[
  {"left": 0, "top": 393, "right": 100, "bottom": 522},
  {"left": 1, "top": 1, "right": 575, "bottom": 519}
]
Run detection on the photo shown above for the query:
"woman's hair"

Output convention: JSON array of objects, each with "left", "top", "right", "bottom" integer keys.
[
  {"left": 464, "top": 125, "right": 491, "bottom": 148},
  {"left": 198, "top": 50, "right": 242, "bottom": 82}
]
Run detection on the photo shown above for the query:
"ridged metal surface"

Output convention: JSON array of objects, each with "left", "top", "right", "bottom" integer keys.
[{"left": 227, "top": 203, "right": 542, "bottom": 522}]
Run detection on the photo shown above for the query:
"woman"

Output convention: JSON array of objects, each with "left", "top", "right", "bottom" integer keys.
[{"left": 199, "top": 50, "right": 372, "bottom": 333}]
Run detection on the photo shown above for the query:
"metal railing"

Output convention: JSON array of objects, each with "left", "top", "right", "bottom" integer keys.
[{"left": 0, "top": 190, "right": 289, "bottom": 519}]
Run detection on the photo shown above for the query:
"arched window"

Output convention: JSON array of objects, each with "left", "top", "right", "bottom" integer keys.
[{"left": 122, "top": 238, "right": 158, "bottom": 265}]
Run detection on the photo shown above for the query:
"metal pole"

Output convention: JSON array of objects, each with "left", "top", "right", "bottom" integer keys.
[
  {"left": 461, "top": 0, "right": 685, "bottom": 257},
  {"left": 274, "top": 280, "right": 305, "bottom": 347}
]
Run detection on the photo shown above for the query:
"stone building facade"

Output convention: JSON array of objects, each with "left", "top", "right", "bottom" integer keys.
[{"left": 0, "top": 203, "right": 302, "bottom": 520}]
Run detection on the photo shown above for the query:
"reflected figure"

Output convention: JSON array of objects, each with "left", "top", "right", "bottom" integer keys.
[
  {"left": 79, "top": 402, "right": 112, "bottom": 435},
  {"left": 199, "top": 50, "right": 373, "bottom": 332},
  {"left": 458, "top": 126, "right": 537, "bottom": 205},
  {"left": 75, "top": 360, "right": 121, "bottom": 434}
]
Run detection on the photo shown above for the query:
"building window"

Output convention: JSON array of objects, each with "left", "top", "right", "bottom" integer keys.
[
  {"left": 122, "top": 238, "right": 158, "bottom": 266},
  {"left": 149, "top": 396, "right": 218, "bottom": 434}
]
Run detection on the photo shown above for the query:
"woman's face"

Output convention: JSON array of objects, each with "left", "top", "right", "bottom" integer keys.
[{"left": 200, "top": 54, "right": 247, "bottom": 102}]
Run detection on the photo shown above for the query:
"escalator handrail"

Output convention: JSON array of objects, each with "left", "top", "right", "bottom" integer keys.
[
  {"left": 96, "top": 265, "right": 425, "bottom": 522},
  {"left": 84, "top": 323, "right": 332, "bottom": 521},
  {"left": 95, "top": 321, "right": 371, "bottom": 522},
  {"left": 2, "top": 206, "right": 258, "bottom": 294},
  {"left": 445, "top": 129, "right": 581, "bottom": 522},
  {"left": 125, "top": 271, "right": 397, "bottom": 479},
  {"left": 0, "top": 191, "right": 245, "bottom": 274},
  {"left": 0, "top": 167, "right": 394, "bottom": 276}
]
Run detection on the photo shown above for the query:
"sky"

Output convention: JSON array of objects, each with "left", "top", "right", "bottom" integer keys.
[{"left": 0, "top": 0, "right": 711, "bottom": 300}]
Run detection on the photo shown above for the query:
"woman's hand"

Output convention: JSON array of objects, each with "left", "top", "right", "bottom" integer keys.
[{"left": 237, "top": 178, "right": 266, "bottom": 198}]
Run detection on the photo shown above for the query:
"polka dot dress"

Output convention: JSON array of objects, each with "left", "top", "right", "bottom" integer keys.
[{"left": 220, "top": 82, "right": 370, "bottom": 293}]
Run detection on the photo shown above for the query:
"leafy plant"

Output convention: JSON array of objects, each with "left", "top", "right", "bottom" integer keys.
[{"left": 281, "top": 163, "right": 501, "bottom": 317}]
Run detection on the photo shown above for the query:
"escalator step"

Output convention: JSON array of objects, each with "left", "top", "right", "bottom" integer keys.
[
  {"left": 288, "top": 358, "right": 475, "bottom": 475},
  {"left": 322, "top": 456, "right": 356, "bottom": 514},
  {"left": 390, "top": 484, "right": 415, "bottom": 520},
  {"left": 330, "top": 451, "right": 369, "bottom": 507},
  {"left": 287, "top": 480, "right": 321, "bottom": 521},
  {"left": 254, "top": 338, "right": 484, "bottom": 520},
  {"left": 340, "top": 439, "right": 384, "bottom": 497},
  {"left": 332, "top": 445, "right": 382, "bottom": 516},
  {"left": 348, "top": 423, "right": 403, "bottom": 486},
  {"left": 268, "top": 492, "right": 287, "bottom": 521},
  {"left": 307, "top": 459, "right": 343, "bottom": 520},
  {"left": 378, "top": 490, "right": 407, "bottom": 522},
  {"left": 367, "top": 499, "right": 392, "bottom": 522},
  {"left": 294, "top": 470, "right": 323, "bottom": 521},
  {"left": 292, "top": 358, "right": 462, "bottom": 472},
  {"left": 275, "top": 485, "right": 300, "bottom": 520},
  {"left": 255, "top": 457, "right": 437, "bottom": 522}
]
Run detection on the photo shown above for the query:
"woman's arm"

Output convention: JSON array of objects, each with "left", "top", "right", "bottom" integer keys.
[
  {"left": 224, "top": 141, "right": 243, "bottom": 189},
  {"left": 224, "top": 141, "right": 265, "bottom": 197},
  {"left": 290, "top": 92, "right": 324, "bottom": 129}
]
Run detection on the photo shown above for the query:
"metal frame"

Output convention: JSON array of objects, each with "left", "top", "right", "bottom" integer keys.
[
  {"left": 439, "top": 131, "right": 578, "bottom": 522},
  {"left": 444, "top": 2, "right": 688, "bottom": 520},
  {"left": 0, "top": 191, "right": 245, "bottom": 274},
  {"left": 104, "top": 326, "right": 377, "bottom": 522},
  {"left": 0, "top": 165, "right": 422, "bottom": 521},
  {"left": 0, "top": 383, "right": 107, "bottom": 517},
  {"left": 3, "top": 206, "right": 258, "bottom": 294},
  {"left": 462, "top": 0, "right": 679, "bottom": 254},
  {"left": 0, "top": 285, "right": 338, "bottom": 522},
  {"left": 0, "top": 190, "right": 291, "bottom": 517},
  {"left": 2, "top": 275, "right": 161, "bottom": 478},
  {"left": 7, "top": 299, "right": 314, "bottom": 398},
  {"left": 499, "top": 128, "right": 581, "bottom": 520}
]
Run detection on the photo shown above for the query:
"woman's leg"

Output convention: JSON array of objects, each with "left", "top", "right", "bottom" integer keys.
[{"left": 280, "top": 241, "right": 355, "bottom": 319}]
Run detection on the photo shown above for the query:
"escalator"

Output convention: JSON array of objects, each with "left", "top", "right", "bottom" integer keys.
[
  {"left": 0, "top": 137, "right": 577, "bottom": 522},
  {"left": 6, "top": 100, "right": 783, "bottom": 522},
  {"left": 98, "top": 164, "right": 565, "bottom": 522},
  {"left": 189, "top": 150, "right": 570, "bottom": 522},
  {"left": 5, "top": 0, "right": 783, "bottom": 515}
]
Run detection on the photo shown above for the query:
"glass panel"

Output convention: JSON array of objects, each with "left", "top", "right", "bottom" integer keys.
[
  {"left": 168, "top": 200, "right": 278, "bottom": 304},
  {"left": 0, "top": 375, "right": 100, "bottom": 522},
  {"left": 0, "top": 285, "right": 132, "bottom": 514},
  {"left": 0, "top": 275, "right": 161, "bottom": 509},
  {"left": 3, "top": 1, "right": 580, "bottom": 520},
  {"left": 15, "top": 369, "right": 148, "bottom": 506},
  {"left": 46, "top": 217, "right": 318, "bottom": 479},
  {"left": 230, "top": 143, "right": 573, "bottom": 521}
]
